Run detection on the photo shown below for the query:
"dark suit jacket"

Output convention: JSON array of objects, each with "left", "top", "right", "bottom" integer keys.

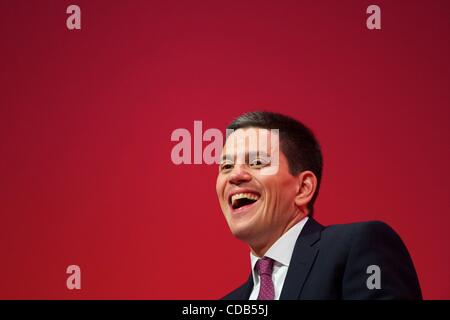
[{"left": 222, "top": 218, "right": 422, "bottom": 300}]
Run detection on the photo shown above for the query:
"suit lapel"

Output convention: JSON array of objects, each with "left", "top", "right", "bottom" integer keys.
[
  {"left": 240, "top": 273, "right": 254, "bottom": 299},
  {"left": 229, "top": 273, "right": 253, "bottom": 300},
  {"left": 279, "top": 218, "right": 323, "bottom": 300}
]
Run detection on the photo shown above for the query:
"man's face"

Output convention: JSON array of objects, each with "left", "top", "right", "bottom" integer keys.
[{"left": 216, "top": 128, "right": 301, "bottom": 248}]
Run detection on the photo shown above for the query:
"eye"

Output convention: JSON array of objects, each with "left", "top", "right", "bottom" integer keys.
[
  {"left": 219, "top": 161, "right": 234, "bottom": 171},
  {"left": 249, "top": 157, "right": 270, "bottom": 168}
]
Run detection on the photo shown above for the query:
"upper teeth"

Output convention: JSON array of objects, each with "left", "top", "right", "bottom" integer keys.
[{"left": 231, "top": 193, "right": 260, "bottom": 204}]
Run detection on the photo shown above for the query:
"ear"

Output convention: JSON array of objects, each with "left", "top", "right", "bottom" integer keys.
[{"left": 294, "top": 170, "right": 318, "bottom": 210}]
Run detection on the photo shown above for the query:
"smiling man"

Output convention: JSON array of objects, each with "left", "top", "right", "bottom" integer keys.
[{"left": 216, "top": 111, "right": 422, "bottom": 300}]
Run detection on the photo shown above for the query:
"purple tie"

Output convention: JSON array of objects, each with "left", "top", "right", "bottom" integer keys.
[{"left": 255, "top": 257, "right": 275, "bottom": 300}]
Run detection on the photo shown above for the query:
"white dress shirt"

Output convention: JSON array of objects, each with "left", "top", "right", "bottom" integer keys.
[{"left": 249, "top": 216, "right": 309, "bottom": 300}]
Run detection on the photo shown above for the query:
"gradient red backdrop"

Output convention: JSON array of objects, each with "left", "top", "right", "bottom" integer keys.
[{"left": 1, "top": 0, "right": 449, "bottom": 299}]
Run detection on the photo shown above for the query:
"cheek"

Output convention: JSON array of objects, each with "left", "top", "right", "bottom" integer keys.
[
  {"left": 258, "top": 177, "right": 279, "bottom": 203},
  {"left": 260, "top": 175, "right": 297, "bottom": 205}
]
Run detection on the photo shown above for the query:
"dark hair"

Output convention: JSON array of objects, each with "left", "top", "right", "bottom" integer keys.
[{"left": 226, "top": 111, "right": 323, "bottom": 217}]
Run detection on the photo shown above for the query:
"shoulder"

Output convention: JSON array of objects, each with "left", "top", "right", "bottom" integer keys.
[
  {"left": 322, "top": 220, "right": 399, "bottom": 240},
  {"left": 316, "top": 220, "right": 406, "bottom": 254},
  {"left": 320, "top": 220, "right": 422, "bottom": 299},
  {"left": 325, "top": 220, "right": 395, "bottom": 232},
  {"left": 319, "top": 219, "right": 414, "bottom": 269}
]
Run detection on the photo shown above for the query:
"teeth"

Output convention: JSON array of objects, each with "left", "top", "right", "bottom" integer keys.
[{"left": 231, "top": 193, "right": 260, "bottom": 205}]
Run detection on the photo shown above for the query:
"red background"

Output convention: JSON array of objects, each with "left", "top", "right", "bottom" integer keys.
[{"left": 1, "top": 0, "right": 449, "bottom": 299}]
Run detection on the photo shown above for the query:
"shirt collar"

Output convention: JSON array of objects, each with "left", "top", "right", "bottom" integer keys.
[{"left": 250, "top": 216, "right": 309, "bottom": 276}]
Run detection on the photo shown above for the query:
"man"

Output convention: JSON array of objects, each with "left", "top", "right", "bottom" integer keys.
[{"left": 216, "top": 111, "right": 421, "bottom": 300}]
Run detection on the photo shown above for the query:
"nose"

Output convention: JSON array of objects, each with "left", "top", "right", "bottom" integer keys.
[{"left": 228, "top": 164, "right": 252, "bottom": 185}]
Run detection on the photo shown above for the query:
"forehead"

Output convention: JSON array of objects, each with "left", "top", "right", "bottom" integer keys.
[{"left": 223, "top": 127, "right": 278, "bottom": 154}]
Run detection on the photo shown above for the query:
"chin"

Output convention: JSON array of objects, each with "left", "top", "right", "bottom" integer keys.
[
  {"left": 231, "top": 230, "right": 252, "bottom": 242},
  {"left": 228, "top": 222, "right": 257, "bottom": 242}
]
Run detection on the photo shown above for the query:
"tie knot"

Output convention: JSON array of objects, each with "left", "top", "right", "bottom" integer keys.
[{"left": 255, "top": 257, "right": 274, "bottom": 276}]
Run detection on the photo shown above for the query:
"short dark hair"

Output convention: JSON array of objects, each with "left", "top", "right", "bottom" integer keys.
[{"left": 226, "top": 111, "right": 323, "bottom": 217}]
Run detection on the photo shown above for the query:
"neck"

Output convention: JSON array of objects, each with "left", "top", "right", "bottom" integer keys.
[{"left": 249, "top": 212, "right": 307, "bottom": 257}]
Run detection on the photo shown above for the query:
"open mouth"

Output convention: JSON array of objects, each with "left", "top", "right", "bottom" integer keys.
[{"left": 229, "top": 192, "right": 261, "bottom": 210}]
